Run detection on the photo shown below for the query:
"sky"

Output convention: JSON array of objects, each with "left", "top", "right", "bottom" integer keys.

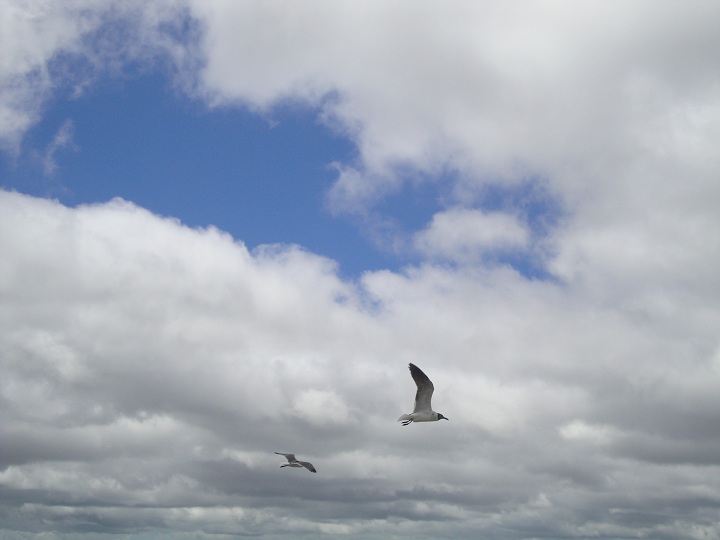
[{"left": 1, "top": 1, "right": 720, "bottom": 539}]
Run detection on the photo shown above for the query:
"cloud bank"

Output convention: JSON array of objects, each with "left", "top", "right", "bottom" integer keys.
[{"left": 2, "top": 1, "right": 720, "bottom": 539}]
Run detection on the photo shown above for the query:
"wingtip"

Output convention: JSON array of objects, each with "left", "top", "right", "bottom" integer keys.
[{"left": 408, "top": 363, "right": 423, "bottom": 376}]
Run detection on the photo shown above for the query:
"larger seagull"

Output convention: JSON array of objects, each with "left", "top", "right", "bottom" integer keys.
[
  {"left": 275, "top": 452, "right": 317, "bottom": 473},
  {"left": 398, "top": 363, "right": 449, "bottom": 426}
]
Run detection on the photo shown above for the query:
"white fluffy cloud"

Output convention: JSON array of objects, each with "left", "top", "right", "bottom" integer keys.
[
  {"left": 181, "top": 0, "right": 720, "bottom": 290},
  {"left": 414, "top": 208, "right": 529, "bottom": 263},
  {"left": 2, "top": 189, "right": 719, "bottom": 539},
  {"left": 2, "top": 1, "right": 720, "bottom": 539}
]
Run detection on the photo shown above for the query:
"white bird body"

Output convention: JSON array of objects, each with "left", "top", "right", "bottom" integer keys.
[
  {"left": 398, "top": 363, "right": 448, "bottom": 426},
  {"left": 398, "top": 410, "right": 441, "bottom": 423},
  {"left": 275, "top": 452, "right": 317, "bottom": 473}
]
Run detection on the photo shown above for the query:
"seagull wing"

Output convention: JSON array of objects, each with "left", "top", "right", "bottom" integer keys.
[
  {"left": 275, "top": 452, "right": 297, "bottom": 463},
  {"left": 299, "top": 461, "right": 317, "bottom": 473},
  {"left": 409, "top": 363, "right": 434, "bottom": 413}
]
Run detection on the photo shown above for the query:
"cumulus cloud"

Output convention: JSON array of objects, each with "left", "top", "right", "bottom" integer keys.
[
  {"left": 414, "top": 208, "right": 529, "bottom": 264},
  {"left": 180, "top": 0, "right": 720, "bottom": 286},
  {"left": 292, "top": 389, "right": 353, "bottom": 427},
  {"left": 2, "top": 1, "right": 720, "bottom": 539},
  {"left": 2, "top": 189, "right": 720, "bottom": 539}
]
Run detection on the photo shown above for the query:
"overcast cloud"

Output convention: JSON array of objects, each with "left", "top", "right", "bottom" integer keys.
[{"left": 2, "top": 1, "right": 720, "bottom": 539}]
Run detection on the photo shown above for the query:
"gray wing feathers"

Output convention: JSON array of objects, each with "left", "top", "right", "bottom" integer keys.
[
  {"left": 299, "top": 461, "right": 317, "bottom": 473},
  {"left": 409, "top": 363, "right": 434, "bottom": 413}
]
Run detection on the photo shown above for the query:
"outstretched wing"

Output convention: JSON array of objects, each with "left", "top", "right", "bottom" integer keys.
[
  {"left": 409, "top": 363, "right": 434, "bottom": 413},
  {"left": 275, "top": 452, "right": 296, "bottom": 462},
  {"left": 299, "top": 461, "right": 317, "bottom": 473}
]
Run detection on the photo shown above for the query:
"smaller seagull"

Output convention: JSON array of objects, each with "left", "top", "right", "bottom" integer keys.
[
  {"left": 275, "top": 452, "right": 317, "bottom": 473},
  {"left": 398, "top": 363, "right": 449, "bottom": 426}
]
